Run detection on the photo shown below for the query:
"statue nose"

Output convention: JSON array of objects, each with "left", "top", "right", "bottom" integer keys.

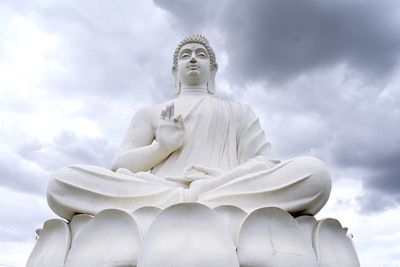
[{"left": 190, "top": 57, "right": 197, "bottom": 63}]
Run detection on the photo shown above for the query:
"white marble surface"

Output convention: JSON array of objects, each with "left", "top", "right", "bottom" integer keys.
[
  {"left": 314, "top": 218, "right": 360, "bottom": 267},
  {"left": 213, "top": 205, "right": 247, "bottom": 247},
  {"left": 138, "top": 203, "right": 239, "bottom": 267},
  {"left": 27, "top": 205, "right": 360, "bottom": 267},
  {"left": 131, "top": 206, "right": 162, "bottom": 239},
  {"left": 65, "top": 209, "right": 140, "bottom": 267},
  {"left": 26, "top": 219, "right": 70, "bottom": 267},
  {"left": 237, "top": 207, "right": 318, "bottom": 267}
]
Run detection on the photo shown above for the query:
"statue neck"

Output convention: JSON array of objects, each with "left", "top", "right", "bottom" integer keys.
[{"left": 179, "top": 84, "right": 209, "bottom": 96}]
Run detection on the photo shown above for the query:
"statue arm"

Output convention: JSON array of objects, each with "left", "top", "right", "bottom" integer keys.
[
  {"left": 111, "top": 104, "right": 185, "bottom": 173},
  {"left": 111, "top": 106, "right": 171, "bottom": 172}
]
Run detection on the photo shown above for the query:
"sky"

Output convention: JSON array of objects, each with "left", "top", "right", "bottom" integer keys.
[{"left": 0, "top": 0, "right": 399, "bottom": 266}]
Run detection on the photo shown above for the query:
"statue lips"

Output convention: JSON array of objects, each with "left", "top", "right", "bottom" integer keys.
[
  {"left": 188, "top": 63, "right": 200, "bottom": 70},
  {"left": 187, "top": 64, "right": 200, "bottom": 76}
]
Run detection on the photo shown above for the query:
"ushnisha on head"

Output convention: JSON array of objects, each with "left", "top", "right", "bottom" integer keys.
[{"left": 172, "top": 34, "right": 218, "bottom": 95}]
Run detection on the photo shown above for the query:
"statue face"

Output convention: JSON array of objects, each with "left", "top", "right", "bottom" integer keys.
[{"left": 177, "top": 43, "right": 211, "bottom": 87}]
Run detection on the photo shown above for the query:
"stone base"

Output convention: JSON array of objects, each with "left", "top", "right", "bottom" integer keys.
[{"left": 27, "top": 203, "right": 360, "bottom": 267}]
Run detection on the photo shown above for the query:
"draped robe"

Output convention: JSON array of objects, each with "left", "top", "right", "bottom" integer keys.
[{"left": 47, "top": 95, "right": 331, "bottom": 220}]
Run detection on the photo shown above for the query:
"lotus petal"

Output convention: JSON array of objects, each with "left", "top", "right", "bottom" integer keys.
[{"left": 137, "top": 203, "right": 239, "bottom": 267}]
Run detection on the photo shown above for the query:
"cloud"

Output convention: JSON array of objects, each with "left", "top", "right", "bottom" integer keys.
[
  {"left": 356, "top": 188, "right": 399, "bottom": 214},
  {"left": 0, "top": 130, "right": 116, "bottom": 196},
  {"left": 0, "top": 151, "right": 47, "bottom": 195},
  {"left": 18, "top": 130, "right": 116, "bottom": 172},
  {"left": 153, "top": 0, "right": 220, "bottom": 32},
  {"left": 2, "top": 0, "right": 178, "bottom": 109},
  {"left": 324, "top": 77, "right": 400, "bottom": 212},
  {"left": 155, "top": 0, "right": 400, "bottom": 85},
  {"left": 237, "top": 64, "right": 400, "bottom": 213},
  {"left": 356, "top": 160, "right": 400, "bottom": 213},
  {"left": 0, "top": 187, "right": 52, "bottom": 242}
]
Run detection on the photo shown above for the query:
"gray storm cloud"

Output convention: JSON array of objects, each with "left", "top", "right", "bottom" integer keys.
[
  {"left": 155, "top": 0, "right": 400, "bottom": 83},
  {"left": 154, "top": 0, "right": 400, "bottom": 213}
]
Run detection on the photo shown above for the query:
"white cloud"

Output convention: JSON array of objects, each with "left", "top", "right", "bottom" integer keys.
[
  {"left": 0, "top": 186, "right": 53, "bottom": 266},
  {"left": 0, "top": 242, "right": 36, "bottom": 267}
]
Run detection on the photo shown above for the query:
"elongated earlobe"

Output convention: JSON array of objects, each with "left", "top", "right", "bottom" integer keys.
[
  {"left": 172, "top": 66, "right": 180, "bottom": 95},
  {"left": 207, "top": 63, "right": 218, "bottom": 94}
]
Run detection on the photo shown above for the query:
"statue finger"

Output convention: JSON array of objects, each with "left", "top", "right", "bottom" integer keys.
[
  {"left": 160, "top": 109, "right": 166, "bottom": 120},
  {"left": 185, "top": 174, "right": 210, "bottom": 182},
  {"left": 178, "top": 116, "right": 185, "bottom": 129},
  {"left": 183, "top": 164, "right": 194, "bottom": 175},
  {"left": 170, "top": 103, "right": 175, "bottom": 121},
  {"left": 165, "top": 104, "right": 171, "bottom": 121},
  {"left": 191, "top": 164, "right": 221, "bottom": 176},
  {"left": 174, "top": 115, "right": 183, "bottom": 127},
  {"left": 190, "top": 164, "right": 209, "bottom": 174}
]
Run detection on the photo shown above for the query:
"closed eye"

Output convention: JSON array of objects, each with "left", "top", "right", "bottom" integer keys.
[
  {"left": 195, "top": 48, "right": 208, "bottom": 58},
  {"left": 180, "top": 53, "right": 190, "bottom": 59}
]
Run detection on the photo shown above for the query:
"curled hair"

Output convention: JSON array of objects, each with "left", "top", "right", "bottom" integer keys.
[{"left": 173, "top": 34, "right": 217, "bottom": 70}]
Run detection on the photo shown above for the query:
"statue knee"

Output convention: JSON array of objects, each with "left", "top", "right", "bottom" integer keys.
[
  {"left": 286, "top": 156, "right": 332, "bottom": 215},
  {"left": 55, "top": 164, "right": 110, "bottom": 183},
  {"left": 54, "top": 164, "right": 80, "bottom": 180},
  {"left": 46, "top": 179, "right": 74, "bottom": 220},
  {"left": 293, "top": 156, "right": 332, "bottom": 196}
]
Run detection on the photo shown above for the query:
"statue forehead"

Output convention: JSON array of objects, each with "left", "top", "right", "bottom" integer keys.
[{"left": 179, "top": 43, "right": 208, "bottom": 53}]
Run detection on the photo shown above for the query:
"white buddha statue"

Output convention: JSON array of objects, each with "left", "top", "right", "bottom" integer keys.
[{"left": 47, "top": 35, "right": 331, "bottom": 220}]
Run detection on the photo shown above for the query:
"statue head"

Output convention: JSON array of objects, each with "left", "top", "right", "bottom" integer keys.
[{"left": 172, "top": 34, "right": 218, "bottom": 95}]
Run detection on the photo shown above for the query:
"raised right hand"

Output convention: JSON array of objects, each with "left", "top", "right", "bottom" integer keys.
[{"left": 156, "top": 103, "right": 185, "bottom": 153}]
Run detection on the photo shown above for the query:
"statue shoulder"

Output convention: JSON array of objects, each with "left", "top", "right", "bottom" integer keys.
[
  {"left": 131, "top": 100, "right": 175, "bottom": 126},
  {"left": 222, "top": 99, "right": 257, "bottom": 119},
  {"left": 129, "top": 105, "right": 160, "bottom": 129},
  {"left": 237, "top": 102, "right": 258, "bottom": 119},
  {"left": 133, "top": 105, "right": 155, "bottom": 119}
]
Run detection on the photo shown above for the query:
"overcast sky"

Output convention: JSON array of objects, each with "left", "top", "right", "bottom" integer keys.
[{"left": 1, "top": 0, "right": 399, "bottom": 266}]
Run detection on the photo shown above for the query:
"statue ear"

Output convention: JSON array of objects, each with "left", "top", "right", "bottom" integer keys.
[
  {"left": 172, "top": 66, "right": 180, "bottom": 95},
  {"left": 207, "top": 63, "right": 218, "bottom": 94}
]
